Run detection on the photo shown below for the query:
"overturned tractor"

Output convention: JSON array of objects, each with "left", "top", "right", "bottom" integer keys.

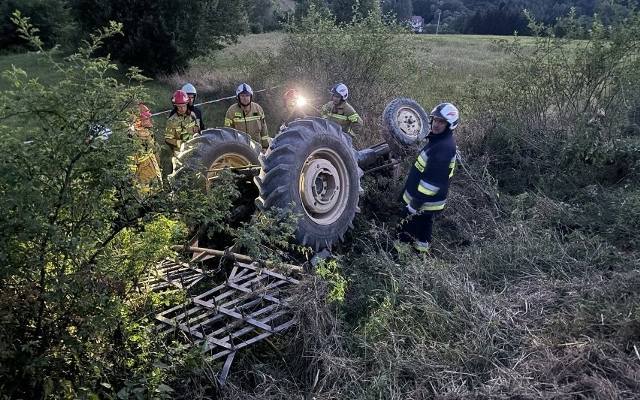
[
  {"left": 171, "top": 97, "right": 429, "bottom": 251},
  {"left": 152, "top": 98, "right": 430, "bottom": 383}
]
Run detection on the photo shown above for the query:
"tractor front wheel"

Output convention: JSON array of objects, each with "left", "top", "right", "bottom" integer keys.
[{"left": 255, "top": 118, "right": 362, "bottom": 251}]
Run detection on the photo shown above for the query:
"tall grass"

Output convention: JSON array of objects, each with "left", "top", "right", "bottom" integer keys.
[{"left": 212, "top": 11, "right": 640, "bottom": 400}]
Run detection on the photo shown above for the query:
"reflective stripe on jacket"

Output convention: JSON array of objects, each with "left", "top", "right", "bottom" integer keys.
[
  {"left": 402, "top": 129, "right": 457, "bottom": 213},
  {"left": 169, "top": 105, "right": 205, "bottom": 131},
  {"left": 224, "top": 102, "right": 269, "bottom": 148},
  {"left": 320, "top": 101, "right": 362, "bottom": 136}
]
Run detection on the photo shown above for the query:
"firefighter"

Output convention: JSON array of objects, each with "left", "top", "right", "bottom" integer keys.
[
  {"left": 164, "top": 89, "right": 200, "bottom": 171},
  {"left": 169, "top": 83, "right": 205, "bottom": 131},
  {"left": 397, "top": 102, "right": 459, "bottom": 253},
  {"left": 282, "top": 88, "right": 308, "bottom": 124},
  {"left": 130, "top": 102, "right": 162, "bottom": 193},
  {"left": 224, "top": 83, "right": 270, "bottom": 149},
  {"left": 320, "top": 83, "right": 362, "bottom": 137}
]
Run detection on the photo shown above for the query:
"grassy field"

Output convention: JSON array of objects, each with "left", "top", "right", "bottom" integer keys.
[
  {"left": 0, "top": 51, "right": 64, "bottom": 91},
  {"left": 159, "top": 32, "right": 529, "bottom": 130},
  {"left": 0, "top": 33, "right": 528, "bottom": 130}
]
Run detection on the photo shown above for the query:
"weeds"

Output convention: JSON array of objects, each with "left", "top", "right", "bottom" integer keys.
[{"left": 211, "top": 10, "right": 640, "bottom": 400}]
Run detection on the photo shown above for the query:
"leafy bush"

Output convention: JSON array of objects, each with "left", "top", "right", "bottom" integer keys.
[
  {"left": 0, "top": 15, "right": 241, "bottom": 398},
  {"left": 481, "top": 12, "right": 640, "bottom": 194}
]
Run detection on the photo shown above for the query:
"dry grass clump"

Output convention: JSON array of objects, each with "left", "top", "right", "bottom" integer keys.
[
  {"left": 221, "top": 276, "right": 365, "bottom": 400},
  {"left": 158, "top": 67, "right": 244, "bottom": 97}
]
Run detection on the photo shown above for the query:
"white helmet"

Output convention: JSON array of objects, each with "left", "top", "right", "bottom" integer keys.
[
  {"left": 430, "top": 102, "right": 460, "bottom": 130},
  {"left": 236, "top": 83, "right": 254, "bottom": 96},
  {"left": 330, "top": 83, "right": 349, "bottom": 100},
  {"left": 181, "top": 83, "right": 196, "bottom": 96}
]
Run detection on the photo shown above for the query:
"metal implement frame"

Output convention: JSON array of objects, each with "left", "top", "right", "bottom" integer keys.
[{"left": 144, "top": 248, "right": 300, "bottom": 385}]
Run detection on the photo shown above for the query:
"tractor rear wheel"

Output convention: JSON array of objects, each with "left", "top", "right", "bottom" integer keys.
[
  {"left": 171, "top": 128, "right": 261, "bottom": 189},
  {"left": 255, "top": 118, "right": 362, "bottom": 251}
]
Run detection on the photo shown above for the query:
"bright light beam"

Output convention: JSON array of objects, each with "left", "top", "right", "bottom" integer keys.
[{"left": 295, "top": 96, "right": 307, "bottom": 108}]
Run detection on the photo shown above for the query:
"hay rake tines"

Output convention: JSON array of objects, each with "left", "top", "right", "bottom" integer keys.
[
  {"left": 141, "top": 259, "right": 206, "bottom": 291},
  {"left": 147, "top": 250, "right": 300, "bottom": 385}
]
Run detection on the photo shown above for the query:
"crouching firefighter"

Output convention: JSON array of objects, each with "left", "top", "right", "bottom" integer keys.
[{"left": 397, "top": 102, "right": 459, "bottom": 253}]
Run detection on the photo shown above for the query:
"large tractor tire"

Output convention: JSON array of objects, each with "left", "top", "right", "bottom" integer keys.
[
  {"left": 171, "top": 128, "right": 261, "bottom": 188},
  {"left": 382, "top": 98, "right": 430, "bottom": 156},
  {"left": 255, "top": 118, "right": 362, "bottom": 251}
]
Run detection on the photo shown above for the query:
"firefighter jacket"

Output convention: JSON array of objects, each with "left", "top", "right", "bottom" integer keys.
[
  {"left": 320, "top": 101, "right": 362, "bottom": 136},
  {"left": 170, "top": 105, "right": 205, "bottom": 131},
  {"left": 402, "top": 128, "right": 457, "bottom": 214},
  {"left": 224, "top": 102, "right": 269, "bottom": 148},
  {"left": 164, "top": 111, "right": 199, "bottom": 155},
  {"left": 129, "top": 122, "right": 162, "bottom": 191}
]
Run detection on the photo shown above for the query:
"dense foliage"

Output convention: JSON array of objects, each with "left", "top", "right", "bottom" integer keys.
[
  {"left": 0, "top": 15, "right": 250, "bottom": 398},
  {"left": 295, "top": 0, "right": 639, "bottom": 35},
  {"left": 0, "top": 0, "right": 291, "bottom": 73}
]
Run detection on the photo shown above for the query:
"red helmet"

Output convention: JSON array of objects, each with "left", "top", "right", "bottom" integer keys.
[
  {"left": 138, "top": 103, "right": 152, "bottom": 119},
  {"left": 138, "top": 103, "right": 153, "bottom": 128},
  {"left": 172, "top": 90, "right": 189, "bottom": 105},
  {"left": 283, "top": 88, "right": 299, "bottom": 101}
]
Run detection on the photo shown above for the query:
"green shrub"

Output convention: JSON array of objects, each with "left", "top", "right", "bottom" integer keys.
[
  {"left": 480, "top": 12, "right": 640, "bottom": 194},
  {"left": 256, "top": 5, "right": 418, "bottom": 147},
  {"left": 0, "top": 16, "right": 238, "bottom": 398}
]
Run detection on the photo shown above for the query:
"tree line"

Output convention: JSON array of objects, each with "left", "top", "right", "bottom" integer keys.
[
  {"left": 2, "top": 0, "right": 637, "bottom": 75},
  {"left": 297, "top": 0, "right": 638, "bottom": 35},
  {"left": 0, "top": 0, "right": 288, "bottom": 74}
]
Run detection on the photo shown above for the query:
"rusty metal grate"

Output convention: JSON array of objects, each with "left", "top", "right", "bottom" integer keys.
[{"left": 145, "top": 248, "right": 301, "bottom": 384}]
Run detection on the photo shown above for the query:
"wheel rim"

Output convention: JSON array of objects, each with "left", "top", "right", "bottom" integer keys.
[
  {"left": 207, "top": 153, "right": 252, "bottom": 180},
  {"left": 396, "top": 106, "right": 423, "bottom": 139},
  {"left": 299, "top": 148, "right": 349, "bottom": 225}
]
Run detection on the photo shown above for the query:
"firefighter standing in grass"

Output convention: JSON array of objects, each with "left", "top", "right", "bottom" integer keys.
[
  {"left": 224, "top": 83, "right": 270, "bottom": 150},
  {"left": 397, "top": 102, "right": 459, "bottom": 253},
  {"left": 130, "top": 102, "right": 162, "bottom": 193},
  {"left": 164, "top": 89, "right": 200, "bottom": 172},
  {"left": 320, "top": 83, "right": 363, "bottom": 137}
]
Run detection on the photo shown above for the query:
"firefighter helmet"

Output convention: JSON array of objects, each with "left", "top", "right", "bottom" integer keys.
[
  {"left": 430, "top": 103, "right": 459, "bottom": 130},
  {"left": 138, "top": 103, "right": 152, "bottom": 119},
  {"left": 181, "top": 83, "right": 197, "bottom": 102},
  {"left": 236, "top": 83, "right": 254, "bottom": 96},
  {"left": 138, "top": 103, "right": 153, "bottom": 128},
  {"left": 181, "top": 83, "right": 197, "bottom": 95},
  {"left": 171, "top": 90, "right": 189, "bottom": 105},
  {"left": 330, "top": 83, "right": 349, "bottom": 100}
]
